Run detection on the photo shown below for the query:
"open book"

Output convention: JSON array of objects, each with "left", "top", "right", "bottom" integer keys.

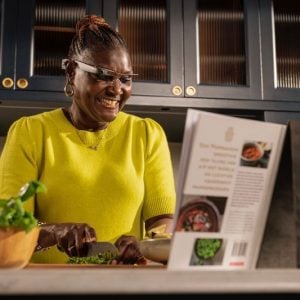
[{"left": 168, "top": 109, "right": 287, "bottom": 270}]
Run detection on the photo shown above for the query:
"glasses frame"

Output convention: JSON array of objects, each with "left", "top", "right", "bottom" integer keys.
[{"left": 62, "top": 59, "right": 138, "bottom": 83}]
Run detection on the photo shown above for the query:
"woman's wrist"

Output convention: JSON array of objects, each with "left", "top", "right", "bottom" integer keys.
[{"left": 35, "top": 221, "right": 51, "bottom": 252}]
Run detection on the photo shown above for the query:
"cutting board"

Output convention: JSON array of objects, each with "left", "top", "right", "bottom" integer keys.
[{"left": 26, "top": 262, "right": 165, "bottom": 269}]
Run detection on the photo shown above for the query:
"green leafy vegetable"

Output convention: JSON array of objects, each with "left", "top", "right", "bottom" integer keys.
[
  {"left": 0, "top": 180, "right": 47, "bottom": 232},
  {"left": 67, "top": 251, "right": 118, "bottom": 265},
  {"left": 195, "top": 238, "right": 222, "bottom": 260}
]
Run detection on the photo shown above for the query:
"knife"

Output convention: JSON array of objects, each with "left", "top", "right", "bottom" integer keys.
[{"left": 86, "top": 242, "right": 119, "bottom": 257}]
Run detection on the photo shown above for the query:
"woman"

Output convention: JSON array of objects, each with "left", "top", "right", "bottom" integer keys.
[{"left": 0, "top": 15, "right": 176, "bottom": 264}]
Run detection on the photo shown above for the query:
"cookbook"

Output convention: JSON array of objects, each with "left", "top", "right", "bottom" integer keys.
[{"left": 168, "top": 109, "right": 287, "bottom": 270}]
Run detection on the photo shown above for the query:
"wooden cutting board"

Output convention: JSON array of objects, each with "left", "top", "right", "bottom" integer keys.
[{"left": 26, "top": 262, "right": 165, "bottom": 269}]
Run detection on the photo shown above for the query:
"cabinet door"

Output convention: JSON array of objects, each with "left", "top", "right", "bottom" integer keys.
[
  {"left": 14, "top": 0, "right": 102, "bottom": 93},
  {"left": 261, "top": 0, "right": 300, "bottom": 101},
  {"left": 0, "top": 0, "right": 17, "bottom": 91},
  {"left": 103, "top": 0, "right": 184, "bottom": 97},
  {"left": 265, "top": 111, "right": 300, "bottom": 124},
  {"left": 183, "top": 0, "right": 262, "bottom": 100}
]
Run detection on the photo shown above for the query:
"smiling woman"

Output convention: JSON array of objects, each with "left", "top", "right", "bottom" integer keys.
[{"left": 0, "top": 15, "right": 176, "bottom": 265}]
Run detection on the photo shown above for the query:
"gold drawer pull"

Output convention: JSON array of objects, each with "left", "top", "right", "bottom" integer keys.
[
  {"left": 2, "top": 77, "right": 14, "bottom": 89},
  {"left": 172, "top": 85, "right": 183, "bottom": 96},
  {"left": 186, "top": 86, "right": 196, "bottom": 96},
  {"left": 17, "top": 78, "right": 29, "bottom": 89}
]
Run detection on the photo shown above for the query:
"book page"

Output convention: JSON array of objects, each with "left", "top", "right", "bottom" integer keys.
[{"left": 168, "top": 109, "right": 287, "bottom": 270}]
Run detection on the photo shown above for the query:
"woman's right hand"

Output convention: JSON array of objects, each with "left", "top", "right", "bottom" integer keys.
[
  {"left": 114, "top": 235, "right": 147, "bottom": 265},
  {"left": 35, "top": 223, "right": 97, "bottom": 257}
]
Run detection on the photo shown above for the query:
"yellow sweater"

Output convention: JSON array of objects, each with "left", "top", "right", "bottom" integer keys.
[{"left": 0, "top": 108, "right": 176, "bottom": 263}]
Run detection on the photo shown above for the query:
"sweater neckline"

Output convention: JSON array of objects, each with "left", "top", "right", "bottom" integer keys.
[{"left": 50, "top": 108, "right": 127, "bottom": 149}]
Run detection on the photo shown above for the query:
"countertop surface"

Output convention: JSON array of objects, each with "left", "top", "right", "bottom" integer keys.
[{"left": 1, "top": 265, "right": 300, "bottom": 295}]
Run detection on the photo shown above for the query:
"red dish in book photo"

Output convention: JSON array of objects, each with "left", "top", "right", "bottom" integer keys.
[{"left": 175, "top": 197, "right": 221, "bottom": 232}]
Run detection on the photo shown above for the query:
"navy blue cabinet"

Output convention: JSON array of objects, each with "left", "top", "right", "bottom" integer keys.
[
  {"left": 0, "top": 0, "right": 101, "bottom": 97},
  {"left": 0, "top": 0, "right": 18, "bottom": 91},
  {"left": 183, "top": 0, "right": 262, "bottom": 100},
  {"left": 1, "top": 0, "right": 300, "bottom": 115},
  {"left": 260, "top": 0, "right": 300, "bottom": 101}
]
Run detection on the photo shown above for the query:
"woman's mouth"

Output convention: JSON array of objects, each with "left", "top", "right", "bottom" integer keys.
[{"left": 97, "top": 97, "right": 120, "bottom": 109}]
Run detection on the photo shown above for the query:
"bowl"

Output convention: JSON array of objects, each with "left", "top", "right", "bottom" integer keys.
[
  {"left": 241, "top": 142, "right": 264, "bottom": 165},
  {"left": 175, "top": 198, "right": 220, "bottom": 232},
  {"left": 0, "top": 227, "right": 40, "bottom": 268},
  {"left": 139, "top": 238, "right": 171, "bottom": 264}
]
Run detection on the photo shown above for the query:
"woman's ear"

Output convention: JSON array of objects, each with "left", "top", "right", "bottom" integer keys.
[{"left": 64, "top": 60, "right": 76, "bottom": 83}]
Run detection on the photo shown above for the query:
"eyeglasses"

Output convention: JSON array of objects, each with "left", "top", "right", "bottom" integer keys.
[{"left": 62, "top": 59, "right": 138, "bottom": 84}]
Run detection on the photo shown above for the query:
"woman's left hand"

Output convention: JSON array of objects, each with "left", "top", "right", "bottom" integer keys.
[{"left": 114, "top": 235, "right": 147, "bottom": 265}]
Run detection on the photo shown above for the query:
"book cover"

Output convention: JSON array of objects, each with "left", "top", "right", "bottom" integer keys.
[{"left": 168, "top": 109, "right": 287, "bottom": 270}]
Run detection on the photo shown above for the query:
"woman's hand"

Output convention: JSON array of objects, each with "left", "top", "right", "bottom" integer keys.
[
  {"left": 35, "top": 223, "right": 97, "bottom": 257},
  {"left": 114, "top": 235, "right": 147, "bottom": 265}
]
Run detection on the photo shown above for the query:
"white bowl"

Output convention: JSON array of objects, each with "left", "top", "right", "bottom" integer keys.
[{"left": 241, "top": 142, "right": 264, "bottom": 165}]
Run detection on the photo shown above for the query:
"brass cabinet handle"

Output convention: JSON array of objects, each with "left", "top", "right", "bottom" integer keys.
[
  {"left": 172, "top": 85, "right": 183, "bottom": 96},
  {"left": 2, "top": 77, "right": 14, "bottom": 89},
  {"left": 16, "top": 78, "right": 29, "bottom": 89},
  {"left": 186, "top": 86, "right": 196, "bottom": 96}
]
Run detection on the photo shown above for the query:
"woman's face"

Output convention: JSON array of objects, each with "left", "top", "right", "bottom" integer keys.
[{"left": 71, "top": 47, "right": 133, "bottom": 124}]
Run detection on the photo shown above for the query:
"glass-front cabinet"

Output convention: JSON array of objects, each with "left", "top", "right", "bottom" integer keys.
[
  {"left": 103, "top": 0, "right": 184, "bottom": 97},
  {"left": 261, "top": 0, "right": 300, "bottom": 101},
  {"left": 1, "top": 0, "right": 300, "bottom": 103},
  {"left": 15, "top": 0, "right": 101, "bottom": 93},
  {"left": 0, "top": 0, "right": 18, "bottom": 91},
  {"left": 183, "top": 0, "right": 262, "bottom": 100},
  {"left": 0, "top": 0, "right": 183, "bottom": 98}
]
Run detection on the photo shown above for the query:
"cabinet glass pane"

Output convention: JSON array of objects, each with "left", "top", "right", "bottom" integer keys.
[
  {"left": 197, "top": 0, "right": 246, "bottom": 86},
  {"left": 34, "top": 0, "right": 85, "bottom": 76},
  {"left": 274, "top": 0, "right": 300, "bottom": 88},
  {"left": 118, "top": 0, "right": 167, "bottom": 82}
]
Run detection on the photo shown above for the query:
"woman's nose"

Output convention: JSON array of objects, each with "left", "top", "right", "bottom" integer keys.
[{"left": 108, "top": 78, "right": 122, "bottom": 94}]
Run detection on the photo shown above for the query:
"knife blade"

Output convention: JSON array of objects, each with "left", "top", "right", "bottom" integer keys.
[{"left": 86, "top": 242, "right": 119, "bottom": 257}]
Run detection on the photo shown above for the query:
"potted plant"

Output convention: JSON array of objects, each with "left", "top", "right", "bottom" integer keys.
[{"left": 0, "top": 180, "right": 46, "bottom": 268}]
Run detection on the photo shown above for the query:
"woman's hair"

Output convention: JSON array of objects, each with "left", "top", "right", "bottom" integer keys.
[{"left": 68, "top": 15, "right": 127, "bottom": 59}]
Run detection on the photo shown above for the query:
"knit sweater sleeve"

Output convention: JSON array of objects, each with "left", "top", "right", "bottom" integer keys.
[
  {"left": 142, "top": 118, "right": 176, "bottom": 221},
  {"left": 0, "top": 117, "right": 38, "bottom": 211}
]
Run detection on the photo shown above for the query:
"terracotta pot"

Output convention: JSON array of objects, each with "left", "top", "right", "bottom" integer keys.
[{"left": 0, "top": 227, "right": 40, "bottom": 269}]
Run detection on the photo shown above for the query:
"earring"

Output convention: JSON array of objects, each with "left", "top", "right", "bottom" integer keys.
[{"left": 64, "top": 80, "right": 74, "bottom": 97}]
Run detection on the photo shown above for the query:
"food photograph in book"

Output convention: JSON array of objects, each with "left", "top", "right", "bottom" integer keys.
[
  {"left": 240, "top": 140, "right": 272, "bottom": 168},
  {"left": 175, "top": 195, "right": 227, "bottom": 233},
  {"left": 189, "top": 237, "right": 226, "bottom": 266}
]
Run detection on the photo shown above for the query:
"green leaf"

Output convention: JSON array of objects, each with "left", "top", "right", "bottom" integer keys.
[
  {"left": 0, "top": 181, "right": 46, "bottom": 231},
  {"left": 18, "top": 180, "right": 47, "bottom": 202}
]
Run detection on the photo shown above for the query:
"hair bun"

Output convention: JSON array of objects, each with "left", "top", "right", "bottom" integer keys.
[{"left": 76, "top": 15, "right": 111, "bottom": 34}]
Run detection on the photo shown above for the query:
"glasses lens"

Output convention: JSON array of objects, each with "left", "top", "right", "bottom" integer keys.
[
  {"left": 95, "top": 73, "right": 114, "bottom": 81},
  {"left": 75, "top": 60, "right": 135, "bottom": 84},
  {"left": 119, "top": 75, "right": 133, "bottom": 84}
]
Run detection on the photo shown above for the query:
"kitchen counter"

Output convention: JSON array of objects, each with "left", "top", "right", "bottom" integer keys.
[{"left": 1, "top": 266, "right": 300, "bottom": 295}]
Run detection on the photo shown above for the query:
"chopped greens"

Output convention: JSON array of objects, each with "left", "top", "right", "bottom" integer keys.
[
  {"left": 67, "top": 251, "right": 118, "bottom": 264},
  {"left": 0, "top": 180, "right": 46, "bottom": 232},
  {"left": 195, "top": 238, "right": 222, "bottom": 260}
]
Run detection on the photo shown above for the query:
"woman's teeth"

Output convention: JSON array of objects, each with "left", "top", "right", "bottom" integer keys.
[{"left": 99, "top": 98, "right": 118, "bottom": 108}]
